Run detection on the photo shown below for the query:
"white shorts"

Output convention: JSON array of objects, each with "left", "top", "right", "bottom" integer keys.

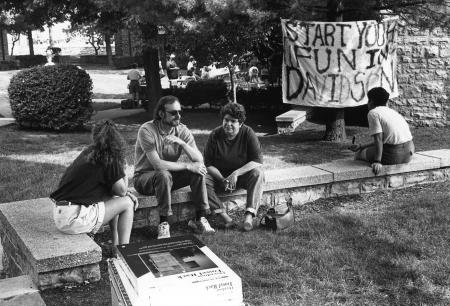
[{"left": 53, "top": 202, "right": 105, "bottom": 234}]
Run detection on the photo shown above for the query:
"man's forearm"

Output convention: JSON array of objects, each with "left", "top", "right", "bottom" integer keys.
[
  {"left": 180, "top": 143, "right": 203, "bottom": 162},
  {"left": 153, "top": 159, "right": 191, "bottom": 172},
  {"left": 232, "top": 161, "right": 262, "bottom": 177}
]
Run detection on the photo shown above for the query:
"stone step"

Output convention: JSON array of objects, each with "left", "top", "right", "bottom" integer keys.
[
  {"left": 276, "top": 108, "right": 310, "bottom": 134},
  {"left": 0, "top": 198, "right": 102, "bottom": 290},
  {"left": 0, "top": 275, "right": 46, "bottom": 305}
]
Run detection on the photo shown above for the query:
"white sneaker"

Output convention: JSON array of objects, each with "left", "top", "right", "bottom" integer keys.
[
  {"left": 157, "top": 222, "right": 170, "bottom": 239},
  {"left": 198, "top": 217, "right": 215, "bottom": 235}
]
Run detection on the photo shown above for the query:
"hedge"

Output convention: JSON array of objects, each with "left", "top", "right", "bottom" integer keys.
[
  {"left": 160, "top": 79, "right": 228, "bottom": 108},
  {"left": 13, "top": 55, "right": 47, "bottom": 68},
  {"left": 8, "top": 65, "right": 93, "bottom": 130}
]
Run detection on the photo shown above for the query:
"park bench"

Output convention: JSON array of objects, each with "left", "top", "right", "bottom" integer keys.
[{"left": 0, "top": 149, "right": 449, "bottom": 290}]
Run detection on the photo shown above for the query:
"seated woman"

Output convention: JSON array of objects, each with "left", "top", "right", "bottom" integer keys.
[
  {"left": 204, "top": 103, "right": 264, "bottom": 231},
  {"left": 50, "top": 120, "right": 138, "bottom": 245},
  {"left": 349, "top": 87, "right": 415, "bottom": 175}
]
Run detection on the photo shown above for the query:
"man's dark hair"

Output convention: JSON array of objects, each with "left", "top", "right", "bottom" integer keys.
[
  {"left": 368, "top": 87, "right": 390, "bottom": 107},
  {"left": 154, "top": 95, "right": 179, "bottom": 120},
  {"left": 220, "top": 102, "right": 246, "bottom": 123},
  {"left": 132, "top": 63, "right": 138, "bottom": 69}
]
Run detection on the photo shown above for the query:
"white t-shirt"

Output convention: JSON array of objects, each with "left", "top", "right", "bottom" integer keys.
[
  {"left": 368, "top": 106, "right": 412, "bottom": 145},
  {"left": 127, "top": 69, "right": 141, "bottom": 81}
]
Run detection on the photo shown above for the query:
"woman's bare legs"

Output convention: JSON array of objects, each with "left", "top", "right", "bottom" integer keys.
[
  {"left": 102, "top": 196, "right": 134, "bottom": 245},
  {"left": 109, "top": 216, "right": 119, "bottom": 246}
]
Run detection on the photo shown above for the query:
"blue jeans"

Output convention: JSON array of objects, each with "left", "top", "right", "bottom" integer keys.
[
  {"left": 134, "top": 170, "right": 210, "bottom": 217},
  {"left": 206, "top": 168, "right": 265, "bottom": 216}
]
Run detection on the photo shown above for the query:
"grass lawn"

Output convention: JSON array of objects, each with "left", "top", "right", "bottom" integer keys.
[{"left": 1, "top": 110, "right": 450, "bottom": 305}]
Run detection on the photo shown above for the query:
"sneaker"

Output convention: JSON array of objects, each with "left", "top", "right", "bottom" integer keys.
[
  {"left": 197, "top": 217, "right": 215, "bottom": 235},
  {"left": 157, "top": 221, "right": 170, "bottom": 239}
]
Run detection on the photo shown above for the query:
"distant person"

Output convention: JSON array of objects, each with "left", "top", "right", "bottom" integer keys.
[
  {"left": 187, "top": 56, "right": 196, "bottom": 72},
  {"left": 349, "top": 87, "right": 415, "bottom": 175},
  {"left": 50, "top": 120, "right": 137, "bottom": 246},
  {"left": 204, "top": 103, "right": 264, "bottom": 231},
  {"left": 166, "top": 54, "right": 179, "bottom": 80},
  {"left": 248, "top": 66, "right": 259, "bottom": 83},
  {"left": 44, "top": 47, "right": 55, "bottom": 66},
  {"left": 201, "top": 66, "right": 210, "bottom": 79},
  {"left": 133, "top": 95, "right": 215, "bottom": 239},
  {"left": 127, "top": 63, "right": 141, "bottom": 106}
]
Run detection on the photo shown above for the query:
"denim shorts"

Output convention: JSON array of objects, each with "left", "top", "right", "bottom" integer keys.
[{"left": 53, "top": 201, "right": 105, "bottom": 234}]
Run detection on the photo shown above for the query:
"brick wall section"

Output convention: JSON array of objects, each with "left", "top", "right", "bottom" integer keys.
[{"left": 395, "top": 25, "right": 450, "bottom": 127}]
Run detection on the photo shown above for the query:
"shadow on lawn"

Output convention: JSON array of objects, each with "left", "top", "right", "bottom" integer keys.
[
  {"left": 292, "top": 194, "right": 450, "bottom": 305},
  {"left": 0, "top": 156, "right": 66, "bottom": 203}
]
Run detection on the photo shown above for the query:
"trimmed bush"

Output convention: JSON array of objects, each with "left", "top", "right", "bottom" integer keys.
[
  {"left": 8, "top": 65, "right": 93, "bottom": 130},
  {"left": 14, "top": 55, "right": 47, "bottom": 68}
]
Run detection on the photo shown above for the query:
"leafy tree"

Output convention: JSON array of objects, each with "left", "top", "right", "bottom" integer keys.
[{"left": 1, "top": 0, "right": 67, "bottom": 55}]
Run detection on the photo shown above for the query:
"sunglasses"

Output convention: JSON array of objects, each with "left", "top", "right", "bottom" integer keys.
[{"left": 165, "top": 110, "right": 182, "bottom": 116}]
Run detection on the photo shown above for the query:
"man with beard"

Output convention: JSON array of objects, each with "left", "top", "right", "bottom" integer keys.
[{"left": 133, "top": 95, "right": 214, "bottom": 238}]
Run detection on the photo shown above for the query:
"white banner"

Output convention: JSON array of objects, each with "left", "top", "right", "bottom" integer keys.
[{"left": 281, "top": 18, "right": 398, "bottom": 107}]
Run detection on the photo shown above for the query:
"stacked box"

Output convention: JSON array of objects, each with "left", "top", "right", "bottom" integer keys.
[{"left": 109, "top": 235, "right": 243, "bottom": 306}]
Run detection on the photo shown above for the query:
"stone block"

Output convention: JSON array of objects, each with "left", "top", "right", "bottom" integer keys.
[
  {"left": 313, "top": 159, "right": 374, "bottom": 182},
  {"left": 0, "top": 198, "right": 101, "bottom": 289},
  {"left": 416, "top": 149, "right": 450, "bottom": 167},
  {"left": 361, "top": 178, "right": 387, "bottom": 193},
  {"left": 264, "top": 166, "right": 333, "bottom": 191},
  {"left": 276, "top": 109, "right": 308, "bottom": 134},
  {"left": 290, "top": 185, "right": 329, "bottom": 205},
  {"left": 404, "top": 172, "right": 430, "bottom": 185},
  {"left": 381, "top": 154, "right": 441, "bottom": 175},
  {"left": 388, "top": 175, "right": 404, "bottom": 188},
  {"left": 424, "top": 45, "right": 439, "bottom": 57},
  {"left": 330, "top": 181, "right": 360, "bottom": 196},
  {"left": 431, "top": 170, "right": 446, "bottom": 181},
  {"left": 0, "top": 275, "right": 46, "bottom": 305}
]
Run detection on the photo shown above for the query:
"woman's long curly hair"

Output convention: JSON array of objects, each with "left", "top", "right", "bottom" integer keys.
[{"left": 87, "top": 119, "right": 126, "bottom": 167}]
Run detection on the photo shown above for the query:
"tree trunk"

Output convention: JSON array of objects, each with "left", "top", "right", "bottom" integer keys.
[
  {"left": 323, "top": 0, "right": 346, "bottom": 142},
  {"left": 0, "top": 27, "right": 5, "bottom": 60},
  {"left": 105, "top": 34, "right": 113, "bottom": 66},
  {"left": 323, "top": 109, "right": 346, "bottom": 141},
  {"left": 142, "top": 46, "right": 162, "bottom": 115},
  {"left": 27, "top": 29, "right": 34, "bottom": 56}
]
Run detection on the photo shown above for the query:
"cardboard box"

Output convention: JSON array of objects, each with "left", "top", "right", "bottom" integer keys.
[{"left": 111, "top": 235, "right": 243, "bottom": 306}]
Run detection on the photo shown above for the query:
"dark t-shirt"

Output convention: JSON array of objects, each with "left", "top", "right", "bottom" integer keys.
[
  {"left": 50, "top": 148, "right": 125, "bottom": 206},
  {"left": 204, "top": 124, "right": 263, "bottom": 176}
]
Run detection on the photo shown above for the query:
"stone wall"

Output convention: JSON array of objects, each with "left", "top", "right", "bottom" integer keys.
[
  {"left": 129, "top": 167, "right": 450, "bottom": 228},
  {"left": 395, "top": 25, "right": 449, "bottom": 127}
]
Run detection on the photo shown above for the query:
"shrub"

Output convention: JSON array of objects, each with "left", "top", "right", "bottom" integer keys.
[
  {"left": 8, "top": 65, "right": 93, "bottom": 130},
  {"left": 14, "top": 55, "right": 47, "bottom": 68}
]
